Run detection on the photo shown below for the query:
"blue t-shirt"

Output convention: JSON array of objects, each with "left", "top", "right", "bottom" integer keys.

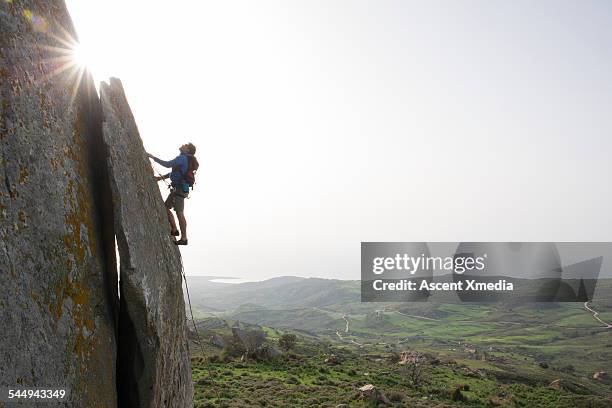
[{"left": 154, "top": 153, "right": 189, "bottom": 189}]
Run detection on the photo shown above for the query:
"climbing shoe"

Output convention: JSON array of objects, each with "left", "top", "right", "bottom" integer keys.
[
  {"left": 174, "top": 239, "right": 188, "bottom": 246},
  {"left": 170, "top": 230, "right": 180, "bottom": 237}
]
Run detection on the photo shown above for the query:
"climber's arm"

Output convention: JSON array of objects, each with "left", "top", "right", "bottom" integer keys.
[{"left": 147, "top": 153, "right": 181, "bottom": 168}]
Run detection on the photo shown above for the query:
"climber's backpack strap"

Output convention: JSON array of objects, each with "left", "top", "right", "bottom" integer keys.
[{"left": 184, "top": 155, "right": 199, "bottom": 189}]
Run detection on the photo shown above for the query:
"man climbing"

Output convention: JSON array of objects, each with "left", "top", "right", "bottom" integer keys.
[{"left": 146, "top": 143, "right": 197, "bottom": 245}]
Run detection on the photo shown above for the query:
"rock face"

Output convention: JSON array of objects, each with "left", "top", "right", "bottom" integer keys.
[
  {"left": 210, "top": 333, "right": 226, "bottom": 349},
  {"left": 0, "top": 1, "right": 118, "bottom": 407},
  {"left": 398, "top": 351, "right": 425, "bottom": 365},
  {"left": 100, "top": 78, "right": 193, "bottom": 407},
  {"left": 231, "top": 326, "right": 280, "bottom": 360},
  {"left": 232, "top": 326, "right": 266, "bottom": 352},
  {"left": 1, "top": 2, "right": 193, "bottom": 407}
]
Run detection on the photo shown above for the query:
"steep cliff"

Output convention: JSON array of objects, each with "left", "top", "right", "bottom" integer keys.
[
  {"left": 0, "top": 1, "right": 193, "bottom": 407},
  {"left": 100, "top": 78, "right": 193, "bottom": 408},
  {"left": 0, "top": 1, "right": 117, "bottom": 406}
]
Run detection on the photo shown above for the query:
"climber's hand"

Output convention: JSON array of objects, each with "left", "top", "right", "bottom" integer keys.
[
  {"left": 146, "top": 152, "right": 155, "bottom": 159},
  {"left": 154, "top": 176, "right": 162, "bottom": 182}
]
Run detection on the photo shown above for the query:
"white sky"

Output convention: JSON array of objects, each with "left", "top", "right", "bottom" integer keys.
[{"left": 65, "top": 0, "right": 612, "bottom": 280}]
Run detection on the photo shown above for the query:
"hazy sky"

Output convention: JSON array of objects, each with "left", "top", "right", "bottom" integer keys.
[{"left": 64, "top": 0, "right": 612, "bottom": 280}]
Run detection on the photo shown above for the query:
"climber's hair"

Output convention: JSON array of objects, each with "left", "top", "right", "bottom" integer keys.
[{"left": 186, "top": 143, "right": 196, "bottom": 155}]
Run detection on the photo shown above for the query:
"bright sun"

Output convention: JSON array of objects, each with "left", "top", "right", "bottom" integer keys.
[
  {"left": 16, "top": 5, "right": 104, "bottom": 102},
  {"left": 69, "top": 41, "right": 108, "bottom": 86},
  {"left": 70, "top": 42, "right": 92, "bottom": 69}
]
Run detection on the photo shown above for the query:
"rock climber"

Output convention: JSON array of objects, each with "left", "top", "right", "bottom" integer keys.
[{"left": 147, "top": 143, "right": 198, "bottom": 245}]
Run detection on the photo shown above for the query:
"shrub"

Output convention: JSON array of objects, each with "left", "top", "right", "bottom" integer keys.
[
  {"left": 279, "top": 333, "right": 298, "bottom": 351},
  {"left": 451, "top": 386, "right": 466, "bottom": 402},
  {"left": 387, "top": 391, "right": 405, "bottom": 402},
  {"left": 399, "top": 363, "right": 428, "bottom": 387},
  {"left": 221, "top": 339, "right": 246, "bottom": 360}
]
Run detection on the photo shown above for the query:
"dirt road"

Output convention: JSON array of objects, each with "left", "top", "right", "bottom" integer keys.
[{"left": 584, "top": 302, "right": 612, "bottom": 329}]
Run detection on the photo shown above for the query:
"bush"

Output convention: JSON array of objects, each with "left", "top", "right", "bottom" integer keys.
[
  {"left": 279, "top": 333, "right": 298, "bottom": 351},
  {"left": 399, "top": 363, "right": 428, "bottom": 387},
  {"left": 451, "top": 386, "right": 466, "bottom": 402},
  {"left": 387, "top": 391, "right": 405, "bottom": 402},
  {"left": 221, "top": 339, "right": 246, "bottom": 360}
]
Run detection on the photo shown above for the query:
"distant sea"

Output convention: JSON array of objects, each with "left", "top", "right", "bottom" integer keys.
[{"left": 209, "top": 278, "right": 260, "bottom": 284}]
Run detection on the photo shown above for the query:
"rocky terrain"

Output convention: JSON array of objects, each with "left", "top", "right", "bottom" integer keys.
[{"left": 0, "top": 1, "right": 192, "bottom": 406}]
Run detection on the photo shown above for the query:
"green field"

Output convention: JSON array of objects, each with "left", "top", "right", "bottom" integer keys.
[{"left": 186, "top": 277, "right": 612, "bottom": 407}]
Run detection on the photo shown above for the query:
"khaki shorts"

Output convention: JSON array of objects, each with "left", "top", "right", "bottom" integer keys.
[{"left": 165, "top": 188, "right": 186, "bottom": 213}]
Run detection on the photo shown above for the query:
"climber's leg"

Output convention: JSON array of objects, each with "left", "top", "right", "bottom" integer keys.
[
  {"left": 172, "top": 192, "right": 187, "bottom": 245},
  {"left": 164, "top": 192, "right": 178, "bottom": 234},
  {"left": 166, "top": 207, "right": 178, "bottom": 233},
  {"left": 176, "top": 211, "right": 187, "bottom": 241}
]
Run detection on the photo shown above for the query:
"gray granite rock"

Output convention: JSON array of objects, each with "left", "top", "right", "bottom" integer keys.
[
  {"left": 1, "top": 3, "right": 192, "bottom": 406},
  {"left": 0, "top": 1, "right": 118, "bottom": 406},
  {"left": 100, "top": 78, "right": 193, "bottom": 408},
  {"left": 210, "top": 333, "right": 226, "bottom": 349}
]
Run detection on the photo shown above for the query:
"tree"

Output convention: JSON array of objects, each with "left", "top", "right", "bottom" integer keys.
[
  {"left": 399, "top": 361, "right": 428, "bottom": 387},
  {"left": 278, "top": 333, "right": 297, "bottom": 352}
]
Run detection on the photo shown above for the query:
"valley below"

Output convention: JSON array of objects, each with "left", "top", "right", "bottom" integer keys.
[{"left": 186, "top": 277, "right": 612, "bottom": 407}]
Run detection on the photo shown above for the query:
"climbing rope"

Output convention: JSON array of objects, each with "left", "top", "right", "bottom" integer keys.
[
  {"left": 179, "top": 257, "right": 206, "bottom": 356},
  {"left": 150, "top": 162, "right": 172, "bottom": 189}
]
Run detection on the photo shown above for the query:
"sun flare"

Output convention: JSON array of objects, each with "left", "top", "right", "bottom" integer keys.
[{"left": 70, "top": 42, "right": 92, "bottom": 70}]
